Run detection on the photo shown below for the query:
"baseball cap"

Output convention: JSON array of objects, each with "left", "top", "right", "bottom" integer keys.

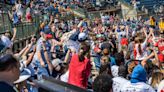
[
  {"left": 14, "top": 68, "right": 31, "bottom": 84},
  {"left": 52, "top": 59, "right": 62, "bottom": 66}
]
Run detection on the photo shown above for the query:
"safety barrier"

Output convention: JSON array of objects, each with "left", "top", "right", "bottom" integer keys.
[
  {"left": 34, "top": 75, "right": 90, "bottom": 92},
  {"left": 12, "top": 15, "right": 41, "bottom": 52},
  {"left": 0, "top": 11, "right": 41, "bottom": 53}
]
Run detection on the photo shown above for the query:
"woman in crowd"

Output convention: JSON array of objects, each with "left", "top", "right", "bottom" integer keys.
[
  {"left": 68, "top": 42, "right": 92, "bottom": 89},
  {"left": 150, "top": 70, "right": 164, "bottom": 91}
]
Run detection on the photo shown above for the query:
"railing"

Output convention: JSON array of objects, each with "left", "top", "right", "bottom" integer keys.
[
  {"left": 87, "top": 6, "right": 121, "bottom": 13},
  {"left": 12, "top": 14, "right": 41, "bottom": 52},
  {"left": 0, "top": 3, "right": 13, "bottom": 34},
  {"left": 117, "top": 0, "right": 134, "bottom": 9},
  {"left": 0, "top": 12, "right": 12, "bottom": 34},
  {"left": 0, "top": 10, "right": 41, "bottom": 53},
  {"left": 34, "top": 75, "right": 90, "bottom": 92},
  {"left": 0, "top": 12, "right": 41, "bottom": 39},
  {"left": 69, "top": 5, "right": 86, "bottom": 18}
]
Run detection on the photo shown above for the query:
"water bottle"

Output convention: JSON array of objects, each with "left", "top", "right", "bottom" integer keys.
[{"left": 37, "top": 70, "right": 42, "bottom": 81}]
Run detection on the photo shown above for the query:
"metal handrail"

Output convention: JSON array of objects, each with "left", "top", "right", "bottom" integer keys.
[{"left": 33, "top": 75, "right": 90, "bottom": 92}]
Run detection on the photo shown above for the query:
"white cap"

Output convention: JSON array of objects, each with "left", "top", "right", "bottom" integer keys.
[
  {"left": 52, "top": 59, "right": 62, "bottom": 67},
  {"left": 1, "top": 35, "right": 12, "bottom": 48},
  {"left": 14, "top": 68, "right": 31, "bottom": 84},
  {"left": 78, "top": 32, "right": 87, "bottom": 41}
]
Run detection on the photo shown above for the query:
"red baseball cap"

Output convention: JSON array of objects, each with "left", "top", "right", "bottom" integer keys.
[{"left": 46, "top": 34, "right": 53, "bottom": 39}]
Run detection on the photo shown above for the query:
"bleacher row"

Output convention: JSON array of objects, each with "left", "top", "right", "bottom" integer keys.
[{"left": 122, "top": 0, "right": 164, "bottom": 12}]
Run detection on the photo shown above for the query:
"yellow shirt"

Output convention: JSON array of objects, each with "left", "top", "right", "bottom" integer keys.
[
  {"left": 159, "top": 21, "right": 164, "bottom": 30},
  {"left": 150, "top": 19, "right": 155, "bottom": 26}
]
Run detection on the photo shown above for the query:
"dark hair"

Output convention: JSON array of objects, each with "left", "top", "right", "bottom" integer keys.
[
  {"left": 118, "top": 65, "right": 128, "bottom": 78},
  {"left": 135, "top": 37, "right": 143, "bottom": 55},
  {"left": 0, "top": 54, "right": 18, "bottom": 71},
  {"left": 78, "top": 42, "right": 90, "bottom": 62},
  {"left": 59, "top": 63, "right": 69, "bottom": 76},
  {"left": 99, "top": 64, "right": 111, "bottom": 75},
  {"left": 130, "top": 37, "right": 135, "bottom": 42},
  {"left": 152, "top": 17, "right": 155, "bottom": 22},
  {"left": 138, "top": 44, "right": 142, "bottom": 55},
  {"left": 93, "top": 74, "right": 113, "bottom": 92},
  {"left": 114, "top": 53, "right": 124, "bottom": 66}
]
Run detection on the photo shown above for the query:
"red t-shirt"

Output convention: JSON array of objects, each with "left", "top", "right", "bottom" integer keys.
[
  {"left": 158, "top": 54, "right": 164, "bottom": 63},
  {"left": 154, "top": 39, "right": 164, "bottom": 52},
  {"left": 68, "top": 54, "right": 92, "bottom": 89},
  {"left": 121, "top": 38, "right": 128, "bottom": 46}
]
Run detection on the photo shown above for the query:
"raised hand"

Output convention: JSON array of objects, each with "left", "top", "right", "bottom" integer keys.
[{"left": 40, "top": 61, "right": 45, "bottom": 67}]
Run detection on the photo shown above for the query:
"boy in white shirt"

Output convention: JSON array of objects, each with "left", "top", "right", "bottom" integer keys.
[{"left": 113, "top": 65, "right": 129, "bottom": 92}]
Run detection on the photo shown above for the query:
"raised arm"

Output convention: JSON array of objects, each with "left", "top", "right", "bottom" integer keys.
[
  {"left": 8, "top": 11, "right": 13, "bottom": 20},
  {"left": 42, "top": 42, "right": 53, "bottom": 75},
  {"left": 11, "top": 27, "right": 17, "bottom": 42},
  {"left": 153, "top": 47, "right": 162, "bottom": 67},
  {"left": 64, "top": 49, "right": 71, "bottom": 63},
  {"left": 142, "top": 27, "right": 152, "bottom": 45},
  {"left": 25, "top": 46, "right": 36, "bottom": 66},
  {"left": 22, "top": 37, "right": 36, "bottom": 56},
  {"left": 22, "top": 43, "right": 33, "bottom": 56},
  {"left": 141, "top": 52, "right": 155, "bottom": 67},
  {"left": 150, "top": 28, "right": 156, "bottom": 44},
  {"left": 17, "top": 45, "right": 28, "bottom": 57},
  {"left": 37, "top": 41, "right": 45, "bottom": 67},
  {"left": 48, "top": 16, "right": 54, "bottom": 27},
  {"left": 37, "top": 50, "right": 45, "bottom": 67}
]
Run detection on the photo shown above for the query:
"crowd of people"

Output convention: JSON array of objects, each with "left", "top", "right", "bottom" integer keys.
[{"left": 0, "top": 0, "right": 164, "bottom": 92}]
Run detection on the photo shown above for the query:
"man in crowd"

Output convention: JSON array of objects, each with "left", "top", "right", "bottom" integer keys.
[
  {"left": 93, "top": 74, "right": 113, "bottom": 92},
  {"left": 0, "top": 54, "right": 20, "bottom": 92}
]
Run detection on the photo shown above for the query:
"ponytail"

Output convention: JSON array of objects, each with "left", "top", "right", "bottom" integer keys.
[
  {"left": 78, "top": 50, "right": 85, "bottom": 62},
  {"left": 138, "top": 43, "right": 142, "bottom": 55}
]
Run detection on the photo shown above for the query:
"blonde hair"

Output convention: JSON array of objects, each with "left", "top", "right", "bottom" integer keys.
[
  {"left": 151, "top": 70, "right": 164, "bottom": 89},
  {"left": 128, "top": 61, "right": 137, "bottom": 74}
]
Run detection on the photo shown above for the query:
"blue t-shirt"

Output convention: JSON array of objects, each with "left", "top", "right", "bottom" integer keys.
[
  {"left": 82, "top": 22, "right": 88, "bottom": 27},
  {"left": 13, "top": 12, "right": 19, "bottom": 24},
  {"left": 110, "top": 56, "right": 116, "bottom": 66},
  {"left": 0, "top": 41, "right": 5, "bottom": 52}
]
